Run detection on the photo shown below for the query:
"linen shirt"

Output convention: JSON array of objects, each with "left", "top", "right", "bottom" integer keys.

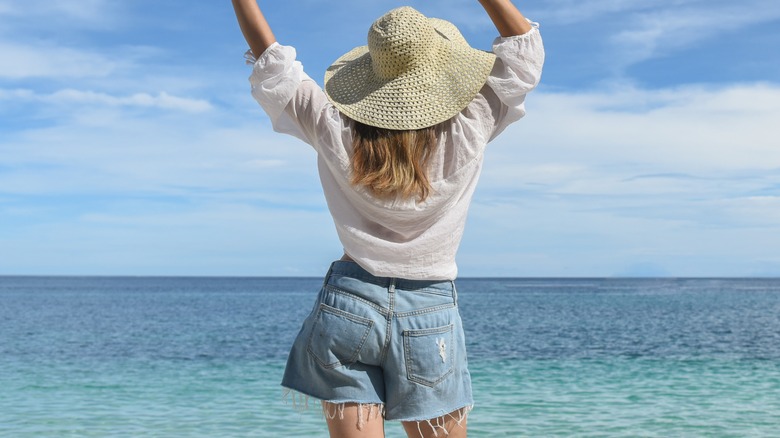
[{"left": 248, "top": 24, "right": 544, "bottom": 280}]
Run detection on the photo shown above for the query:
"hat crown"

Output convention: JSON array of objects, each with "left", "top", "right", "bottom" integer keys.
[
  {"left": 323, "top": 7, "right": 497, "bottom": 130},
  {"left": 368, "top": 7, "right": 437, "bottom": 79}
]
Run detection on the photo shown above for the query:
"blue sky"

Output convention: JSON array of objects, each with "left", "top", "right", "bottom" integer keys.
[{"left": 1, "top": 0, "right": 779, "bottom": 277}]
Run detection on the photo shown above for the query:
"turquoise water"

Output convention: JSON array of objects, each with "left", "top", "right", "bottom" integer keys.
[
  {"left": 4, "top": 358, "right": 779, "bottom": 437},
  {"left": 2, "top": 277, "right": 779, "bottom": 436}
]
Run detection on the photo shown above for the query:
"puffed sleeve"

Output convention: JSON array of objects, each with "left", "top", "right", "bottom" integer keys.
[
  {"left": 482, "top": 22, "right": 545, "bottom": 142},
  {"left": 247, "top": 43, "right": 341, "bottom": 151}
]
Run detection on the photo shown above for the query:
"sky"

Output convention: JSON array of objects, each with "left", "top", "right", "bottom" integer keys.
[{"left": 1, "top": 0, "right": 779, "bottom": 277}]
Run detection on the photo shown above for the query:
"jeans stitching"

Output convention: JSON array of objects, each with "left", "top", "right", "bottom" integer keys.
[
  {"left": 402, "top": 288, "right": 453, "bottom": 297},
  {"left": 395, "top": 303, "right": 456, "bottom": 318},
  {"left": 325, "top": 285, "right": 388, "bottom": 316},
  {"left": 379, "top": 278, "right": 396, "bottom": 366}
]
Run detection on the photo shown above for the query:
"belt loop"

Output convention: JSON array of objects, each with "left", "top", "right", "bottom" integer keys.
[
  {"left": 322, "top": 262, "right": 335, "bottom": 288},
  {"left": 451, "top": 280, "right": 458, "bottom": 306}
]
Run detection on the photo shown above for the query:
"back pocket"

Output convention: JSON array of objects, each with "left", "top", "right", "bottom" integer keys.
[
  {"left": 306, "top": 303, "right": 373, "bottom": 369},
  {"left": 403, "top": 324, "right": 454, "bottom": 387}
]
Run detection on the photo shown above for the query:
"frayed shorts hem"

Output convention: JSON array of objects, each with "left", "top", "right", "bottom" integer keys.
[
  {"left": 282, "top": 386, "right": 473, "bottom": 423},
  {"left": 391, "top": 403, "right": 473, "bottom": 423},
  {"left": 281, "top": 385, "right": 383, "bottom": 409}
]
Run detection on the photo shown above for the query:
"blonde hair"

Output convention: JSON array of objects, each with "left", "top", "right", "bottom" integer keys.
[{"left": 350, "top": 120, "right": 439, "bottom": 202}]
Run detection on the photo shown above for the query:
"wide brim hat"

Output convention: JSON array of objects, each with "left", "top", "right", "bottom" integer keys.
[{"left": 324, "top": 6, "right": 496, "bottom": 130}]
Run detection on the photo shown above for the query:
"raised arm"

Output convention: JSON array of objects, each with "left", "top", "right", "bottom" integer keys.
[
  {"left": 478, "top": 0, "right": 533, "bottom": 37},
  {"left": 232, "top": 0, "right": 276, "bottom": 57}
]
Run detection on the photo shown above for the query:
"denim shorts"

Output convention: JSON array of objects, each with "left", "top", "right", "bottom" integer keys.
[{"left": 281, "top": 261, "right": 473, "bottom": 422}]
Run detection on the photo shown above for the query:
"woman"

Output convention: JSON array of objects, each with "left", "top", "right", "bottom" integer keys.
[{"left": 231, "top": 1, "right": 544, "bottom": 437}]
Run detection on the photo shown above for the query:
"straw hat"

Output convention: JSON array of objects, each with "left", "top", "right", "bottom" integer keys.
[{"left": 324, "top": 6, "right": 496, "bottom": 130}]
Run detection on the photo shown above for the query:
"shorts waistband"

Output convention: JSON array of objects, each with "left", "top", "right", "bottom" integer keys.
[{"left": 326, "top": 260, "right": 455, "bottom": 292}]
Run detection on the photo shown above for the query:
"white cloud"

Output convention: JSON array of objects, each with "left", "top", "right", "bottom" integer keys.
[
  {"left": 532, "top": 0, "right": 656, "bottom": 24},
  {"left": 0, "top": 42, "right": 119, "bottom": 79},
  {"left": 498, "top": 82, "right": 780, "bottom": 172},
  {"left": 531, "top": 0, "right": 780, "bottom": 70},
  {"left": 610, "top": 4, "right": 780, "bottom": 67},
  {"left": 4, "top": 80, "right": 778, "bottom": 215},
  {"left": 1, "top": 87, "right": 212, "bottom": 112},
  {"left": 0, "top": 0, "right": 120, "bottom": 28},
  {"left": 477, "top": 81, "right": 780, "bottom": 244},
  {"left": 0, "top": 108, "right": 318, "bottom": 200},
  {"left": 49, "top": 89, "right": 212, "bottom": 112}
]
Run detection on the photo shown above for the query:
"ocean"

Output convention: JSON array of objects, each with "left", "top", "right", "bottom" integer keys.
[{"left": 1, "top": 276, "right": 779, "bottom": 437}]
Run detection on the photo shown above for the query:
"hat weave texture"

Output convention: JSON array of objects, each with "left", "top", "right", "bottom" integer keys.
[{"left": 324, "top": 7, "right": 496, "bottom": 130}]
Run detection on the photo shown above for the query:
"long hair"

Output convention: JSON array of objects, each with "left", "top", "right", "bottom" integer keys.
[{"left": 350, "top": 120, "right": 439, "bottom": 202}]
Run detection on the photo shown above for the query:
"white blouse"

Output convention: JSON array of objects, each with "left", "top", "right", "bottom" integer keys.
[{"left": 248, "top": 24, "right": 544, "bottom": 280}]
